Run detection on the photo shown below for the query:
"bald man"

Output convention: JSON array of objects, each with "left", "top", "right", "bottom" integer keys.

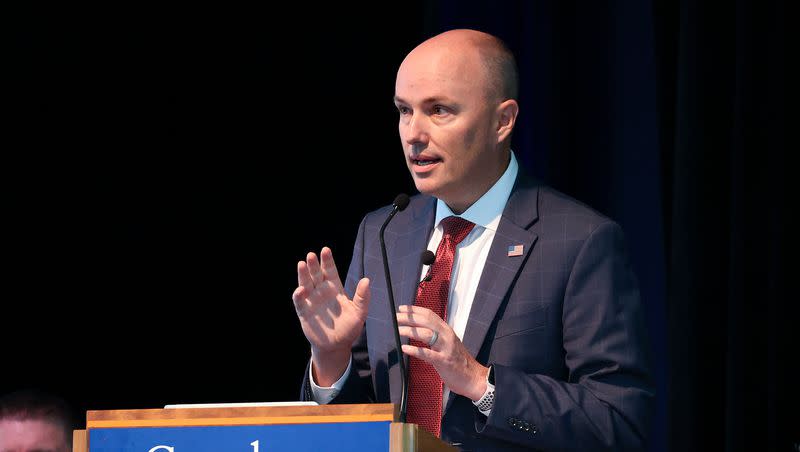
[{"left": 293, "top": 29, "right": 653, "bottom": 451}]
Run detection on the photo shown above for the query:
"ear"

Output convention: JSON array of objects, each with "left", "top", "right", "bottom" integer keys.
[{"left": 495, "top": 99, "right": 519, "bottom": 144}]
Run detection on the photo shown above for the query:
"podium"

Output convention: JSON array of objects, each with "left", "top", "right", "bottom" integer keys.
[{"left": 72, "top": 403, "right": 455, "bottom": 451}]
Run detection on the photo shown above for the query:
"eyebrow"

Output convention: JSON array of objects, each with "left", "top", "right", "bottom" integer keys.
[{"left": 393, "top": 95, "right": 456, "bottom": 105}]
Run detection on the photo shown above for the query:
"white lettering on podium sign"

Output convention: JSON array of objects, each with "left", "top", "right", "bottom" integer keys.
[{"left": 144, "top": 441, "right": 262, "bottom": 451}]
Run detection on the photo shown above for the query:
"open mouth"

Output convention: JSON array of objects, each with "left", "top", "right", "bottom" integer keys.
[{"left": 411, "top": 157, "right": 442, "bottom": 167}]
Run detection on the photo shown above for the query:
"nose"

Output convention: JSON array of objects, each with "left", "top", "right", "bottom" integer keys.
[{"left": 402, "top": 112, "right": 429, "bottom": 147}]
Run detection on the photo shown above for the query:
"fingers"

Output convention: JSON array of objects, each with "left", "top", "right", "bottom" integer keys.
[
  {"left": 297, "top": 250, "right": 325, "bottom": 291},
  {"left": 398, "top": 306, "right": 486, "bottom": 401},
  {"left": 319, "top": 247, "right": 343, "bottom": 290},
  {"left": 398, "top": 325, "right": 438, "bottom": 348},
  {"left": 297, "top": 260, "right": 314, "bottom": 289},
  {"left": 306, "top": 252, "right": 324, "bottom": 287},
  {"left": 292, "top": 286, "right": 310, "bottom": 314},
  {"left": 396, "top": 305, "right": 446, "bottom": 330},
  {"left": 401, "top": 343, "right": 437, "bottom": 361},
  {"left": 299, "top": 248, "right": 339, "bottom": 290},
  {"left": 352, "top": 277, "right": 371, "bottom": 311}
]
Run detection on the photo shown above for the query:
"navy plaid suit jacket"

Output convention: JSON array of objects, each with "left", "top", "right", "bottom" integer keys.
[{"left": 302, "top": 172, "right": 654, "bottom": 451}]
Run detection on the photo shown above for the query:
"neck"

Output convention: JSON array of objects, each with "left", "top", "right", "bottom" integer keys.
[{"left": 444, "top": 151, "right": 510, "bottom": 214}]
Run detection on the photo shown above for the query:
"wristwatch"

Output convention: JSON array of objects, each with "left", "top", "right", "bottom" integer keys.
[{"left": 473, "top": 365, "right": 496, "bottom": 414}]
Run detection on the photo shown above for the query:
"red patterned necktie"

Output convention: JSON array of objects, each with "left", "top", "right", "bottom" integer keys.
[{"left": 406, "top": 216, "right": 475, "bottom": 437}]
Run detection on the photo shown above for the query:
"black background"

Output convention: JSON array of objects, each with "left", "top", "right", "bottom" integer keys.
[
  {"left": 5, "top": 2, "right": 792, "bottom": 450},
  {"left": 7, "top": 5, "right": 425, "bottom": 412}
]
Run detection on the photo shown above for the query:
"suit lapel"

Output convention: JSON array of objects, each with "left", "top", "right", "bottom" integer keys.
[{"left": 444, "top": 175, "right": 540, "bottom": 413}]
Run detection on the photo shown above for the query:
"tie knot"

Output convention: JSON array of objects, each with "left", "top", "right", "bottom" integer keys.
[{"left": 440, "top": 216, "right": 475, "bottom": 245}]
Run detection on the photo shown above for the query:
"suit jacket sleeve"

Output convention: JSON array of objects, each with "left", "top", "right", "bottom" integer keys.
[
  {"left": 300, "top": 215, "right": 376, "bottom": 403},
  {"left": 475, "top": 221, "right": 654, "bottom": 451}
]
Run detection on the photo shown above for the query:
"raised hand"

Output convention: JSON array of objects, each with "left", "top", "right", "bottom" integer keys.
[{"left": 292, "top": 246, "right": 370, "bottom": 385}]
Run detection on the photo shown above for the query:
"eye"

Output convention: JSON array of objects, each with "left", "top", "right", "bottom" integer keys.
[
  {"left": 432, "top": 105, "right": 449, "bottom": 116},
  {"left": 397, "top": 105, "right": 411, "bottom": 115}
]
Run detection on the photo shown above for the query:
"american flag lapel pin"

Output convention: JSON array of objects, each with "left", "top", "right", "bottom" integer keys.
[{"left": 507, "top": 244, "right": 524, "bottom": 257}]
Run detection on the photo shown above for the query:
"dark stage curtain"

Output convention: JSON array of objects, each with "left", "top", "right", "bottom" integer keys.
[{"left": 653, "top": 0, "right": 790, "bottom": 450}]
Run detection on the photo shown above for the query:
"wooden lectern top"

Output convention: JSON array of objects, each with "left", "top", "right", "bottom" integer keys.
[{"left": 87, "top": 402, "right": 397, "bottom": 428}]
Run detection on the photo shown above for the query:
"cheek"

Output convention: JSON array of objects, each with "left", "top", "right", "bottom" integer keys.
[
  {"left": 443, "top": 125, "right": 481, "bottom": 175},
  {"left": 462, "top": 124, "right": 479, "bottom": 149}
]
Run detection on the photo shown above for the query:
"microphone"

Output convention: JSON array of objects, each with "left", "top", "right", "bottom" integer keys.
[
  {"left": 379, "top": 193, "right": 410, "bottom": 422},
  {"left": 420, "top": 250, "right": 435, "bottom": 283}
]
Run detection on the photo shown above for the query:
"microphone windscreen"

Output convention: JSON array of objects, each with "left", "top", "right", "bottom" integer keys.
[
  {"left": 420, "top": 250, "right": 435, "bottom": 266},
  {"left": 393, "top": 193, "right": 410, "bottom": 211}
]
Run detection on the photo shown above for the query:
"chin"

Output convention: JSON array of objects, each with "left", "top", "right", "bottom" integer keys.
[{"left": 412, "top": 179, "right": 439, "bottom": 197}]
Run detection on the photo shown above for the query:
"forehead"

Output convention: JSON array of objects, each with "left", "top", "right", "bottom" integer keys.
[
  {"left": 395, "top": 46, "right": 487, "bottom": 102},
  {"left": 0, "top": 419, "right": 67, "bottom": 451}
]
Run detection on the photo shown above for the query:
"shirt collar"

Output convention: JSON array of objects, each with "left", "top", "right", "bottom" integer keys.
[{"left": 434, "top": 151, "right": 519, "bottom": 232}]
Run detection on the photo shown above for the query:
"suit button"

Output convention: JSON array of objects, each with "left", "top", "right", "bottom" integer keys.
[
  {"left": 507, "top": 417, "right": 518, "bottom": 427},
  {"left": 531, "top": 424, "right": 538, "bottom": 435}
]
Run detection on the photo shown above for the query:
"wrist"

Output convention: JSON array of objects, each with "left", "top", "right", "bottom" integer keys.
[
  {"left": 468, "top": 365, "right": 491, "bottom": 402},
  {"left": 311, "top": 348, "right": 351, "bottom": 387}
]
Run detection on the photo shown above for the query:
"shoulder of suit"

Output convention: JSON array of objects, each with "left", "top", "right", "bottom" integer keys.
[
  {"left": 360, "top": 193, "right": 434, "bottom": 225},
  {"left": 534, "top": 184, "right": 617, "bottom": 229}
]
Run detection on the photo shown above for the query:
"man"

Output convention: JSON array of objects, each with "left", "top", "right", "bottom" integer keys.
[
  {"left": 293, "top": 29, "right": 653, "bottom": 450},
  {"left": 0, "top": 390, "right": 73, "bottom": 452}
]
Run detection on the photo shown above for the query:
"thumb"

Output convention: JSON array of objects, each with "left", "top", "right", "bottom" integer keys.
[{"left": 352, "top": 277, "right": 371, "bottom": 312}]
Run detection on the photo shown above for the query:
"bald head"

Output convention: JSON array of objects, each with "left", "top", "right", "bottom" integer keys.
[
  {"left": 402, "top": 29, "right": 518, "bottom": 101},
  {"left": 394, "top": 29, "right": 520, "bottom": 213}
]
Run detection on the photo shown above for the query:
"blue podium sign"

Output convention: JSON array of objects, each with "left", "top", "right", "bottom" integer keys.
[
  {"left": 81, "top": 404, "right": 404, "bottom": 452},
  {"left": 89, "top": 421, "right": 391, "bottom": 452}
]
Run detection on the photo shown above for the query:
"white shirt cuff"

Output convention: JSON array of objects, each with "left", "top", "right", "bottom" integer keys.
[{"left": 308, "top": 354, "right": 352, "bottom": 404}]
